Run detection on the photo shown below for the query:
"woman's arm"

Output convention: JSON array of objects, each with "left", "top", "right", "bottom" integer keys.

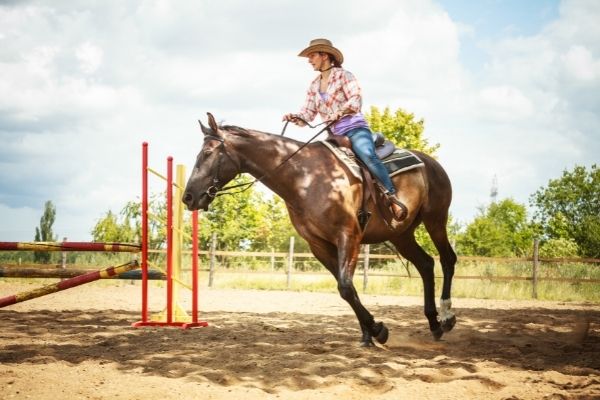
[
  {"left": 339, "top": 70, "right": 362, "bottom": 115},
  {"left": 297, "top": 83, "right": 319, "bottom": 122}
]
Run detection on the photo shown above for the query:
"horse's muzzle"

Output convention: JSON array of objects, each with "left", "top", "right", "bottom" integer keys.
[{"left": 182, "top": 191, "right": 210, "bottom": 211}]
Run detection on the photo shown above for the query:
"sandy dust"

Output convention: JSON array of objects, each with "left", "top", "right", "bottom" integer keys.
[{"left": 0, "top": 281, "right": 599, "bottom": 399}]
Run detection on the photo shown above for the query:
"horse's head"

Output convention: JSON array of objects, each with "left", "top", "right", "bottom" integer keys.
[{"left": 182, "top": 112, "right": 240, "bottom": 211}]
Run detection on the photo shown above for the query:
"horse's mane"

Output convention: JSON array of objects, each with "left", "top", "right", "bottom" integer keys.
[
  {"left": 219, "top": 124, "right": 306, "bottom": 147},
  {"left": 220, "top": 125, "right": 277, "bottom": 138}
]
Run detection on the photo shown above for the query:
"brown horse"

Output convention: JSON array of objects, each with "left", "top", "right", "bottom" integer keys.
[{"left": 183, "top": 112, "right": 457, "bottom": 346}]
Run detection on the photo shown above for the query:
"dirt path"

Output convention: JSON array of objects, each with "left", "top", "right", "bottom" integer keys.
[{"left": 1, "top": 282, "right": 599, "bottom": 399}]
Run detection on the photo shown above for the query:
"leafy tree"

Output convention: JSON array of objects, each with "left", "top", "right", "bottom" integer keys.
[
  {"left": 458, "top": 199, "right": 533, "bottom": 257},
  {"left": 91, "top": 210, "right": 137, "bottom": 243},
  {"left": 92, "top": 194, "right": 166, "bottom": 251},
  {"left": 365, "top": 106, "right": 439, "bottom": 155},
  {"left": 414, "top": 215, "right": 461, "bottom": 255},
  {"left": 539, "top": 238, "right": 579, "bottom": 258},
  {"left": 253, "top": 195, "right": 309, "bottom": 253},
  {"left": 366, "top": 106, "right": 457, "bottom": 256},
  {"left": 34, "top": 200, "right": 56, "bottom": 263},
  {"left": 198, "top": 175, "right": 264, "bottom": 251},
  {"left": 530, "top": 164, "right": 600, "bottom": 257}
]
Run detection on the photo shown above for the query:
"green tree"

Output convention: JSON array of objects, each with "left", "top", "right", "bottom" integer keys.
[
  {"left": 198, "top": 175, "right": 264, "bottom": 251},
  {"left": 367, "top": 105, "right": 457, "bottom": 256},
  {"left": 34, "top": 200, "right": 56, "bottom": 263},
  {"left": 458, "top": 199, "right": 533, "bottom": 257},
  {"left": 365, "top": 106, "right": 440, "bottom": 155},
  {"left": 92, "top": 194, "right": 165, "bottom": 250},
  {"left": 414, "top": 215, "right": 461, "bottom": 255},
  {"left": 253, "top": 195, "right": 309, "bottom": 253},
  {"left": 538, "top": 238, "right": 579, "bottom": 258},
  {"left": 91, "top": 210, "right": 137, "bottom": 243},
  {"left": 530, "top": 164, "right": 600, "bottom": 257}
]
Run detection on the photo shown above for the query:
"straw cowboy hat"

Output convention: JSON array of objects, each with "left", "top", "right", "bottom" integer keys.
[{"left": 298, "top": 38, "right": 344, "bottom": 65}]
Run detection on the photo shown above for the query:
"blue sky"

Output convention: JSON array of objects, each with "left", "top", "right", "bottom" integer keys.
[
  {"left": 440, "top": 0, "right": 560, "bottom": 72},
  {"left": 0, "top": 0, "right": 598, "bottom": 242}
]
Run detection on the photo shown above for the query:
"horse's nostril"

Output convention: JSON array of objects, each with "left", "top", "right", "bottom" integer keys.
[{"left": 183, "top": 192, "right": 193, "bottom": 204}]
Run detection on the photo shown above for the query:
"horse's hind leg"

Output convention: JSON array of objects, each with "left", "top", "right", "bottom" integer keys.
[
  {"left": 423, "top": 215, "right": 457, "bottom": 332},
  {"left": 389, "top": 230, "right": 443, "bottom": 340}
]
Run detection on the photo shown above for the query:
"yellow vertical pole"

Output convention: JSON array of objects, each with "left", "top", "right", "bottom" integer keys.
[
  {"left": 172, "top": 164, "right": 190, "bottom": 321},
  {"left": 152, "top": 163, "right": 191, "bottom": 323}
]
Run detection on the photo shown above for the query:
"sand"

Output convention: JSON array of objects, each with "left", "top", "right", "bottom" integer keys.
[{"left": 0, "top": 281, "right": 598, "bottom": 399}]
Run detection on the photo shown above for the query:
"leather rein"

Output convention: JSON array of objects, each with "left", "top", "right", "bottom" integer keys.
[{"left": 203, "top": 117, "right": 336, "bottom": 198}]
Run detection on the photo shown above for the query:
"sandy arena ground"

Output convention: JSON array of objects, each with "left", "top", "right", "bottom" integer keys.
[{"left": 0, "top": 281, "right": 599, "bottom": 400}]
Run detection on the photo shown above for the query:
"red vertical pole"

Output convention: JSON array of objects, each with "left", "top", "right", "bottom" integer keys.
[
  {"left": 141, "top": 142, "right": 149, "bottom": 323},
  {"left": 192, "top": 210, "right": 199, "bottom": 323},
  {"left": 166, "top": 156, "right": 174, "bottom": 324}
]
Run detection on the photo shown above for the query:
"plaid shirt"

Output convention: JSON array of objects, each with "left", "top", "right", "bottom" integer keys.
[{"left": 297, "top": 67, "right": 363, "bottom": 123}]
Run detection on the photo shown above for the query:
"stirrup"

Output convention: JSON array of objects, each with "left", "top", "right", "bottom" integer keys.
[{"left": 387, "top": 194, "right": 408, "bottom": 222}]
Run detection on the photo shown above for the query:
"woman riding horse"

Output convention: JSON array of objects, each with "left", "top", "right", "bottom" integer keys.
[
  {"left": 282, "top": 38, "right": 407, "bottom": 221},
  {"left": 183, "top": 39, "right": 457, "bottom": 346}
]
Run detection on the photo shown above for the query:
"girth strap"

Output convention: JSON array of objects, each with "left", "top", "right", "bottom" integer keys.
[{"left": 358, "top": 165, "right": 373, "bottom": 231}]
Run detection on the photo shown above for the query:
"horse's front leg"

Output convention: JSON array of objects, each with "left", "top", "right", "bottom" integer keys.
[{"left": 336, "top": 230, "right": 389, "bottom": 347}]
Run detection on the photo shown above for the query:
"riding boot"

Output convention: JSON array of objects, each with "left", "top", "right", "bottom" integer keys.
[{"left": 386, "top": 193, "right": 408, "bottom": 222}]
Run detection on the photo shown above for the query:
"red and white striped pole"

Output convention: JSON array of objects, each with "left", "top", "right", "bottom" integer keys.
[{"left": 0, "top": 261, "right": 139, "bottom": 308}]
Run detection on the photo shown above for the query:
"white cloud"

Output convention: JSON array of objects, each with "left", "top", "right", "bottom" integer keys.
[
  {"left": 76, "top": 42, "right": 103, "bottom": 74},
  {"left": 562, "top": 45, "right": 599, "bottom": 81},
  {"left": 479, "top": 85, "right": 534, "bottom": 119}
]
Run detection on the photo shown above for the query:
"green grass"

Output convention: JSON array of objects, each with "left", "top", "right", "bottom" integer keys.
[
  {"left": 210, "top": 273, "right": 599, "bottom": 302},
  {"left": 194, "top": 258, "right": 600, "bottom": 302},
  {"left": 2, "top": 253, "right": 598, "bottom": 302}
]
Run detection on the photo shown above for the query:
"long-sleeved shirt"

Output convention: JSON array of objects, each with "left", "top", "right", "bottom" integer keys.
[{"left": 297, "top": 67, "right": 369, "bottom": 135}]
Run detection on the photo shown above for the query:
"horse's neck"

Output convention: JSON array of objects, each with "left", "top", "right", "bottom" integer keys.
[{"left": 231, "top": 131, "right": 316, "bottom": 200}]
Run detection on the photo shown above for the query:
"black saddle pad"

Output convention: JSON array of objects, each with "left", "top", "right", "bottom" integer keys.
[{"left": 381, "top": 149, "right": 424, "bottom": 176}]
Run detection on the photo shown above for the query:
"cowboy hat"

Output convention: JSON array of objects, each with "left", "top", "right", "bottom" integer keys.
[{"left": 298, "top": 38, "right": 344, "bottom": 65}]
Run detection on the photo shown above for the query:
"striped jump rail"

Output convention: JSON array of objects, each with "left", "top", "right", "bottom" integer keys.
[
  {"left": 0, "top": 242, "right": 141, "bottom": 252},
  {"left": 0, "top": 260, "right": 139, "bottom": 308}
]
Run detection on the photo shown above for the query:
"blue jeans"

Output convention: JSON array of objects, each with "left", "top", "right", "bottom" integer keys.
[{"left": 346, "top": 128, "right": 396, "bottom": 194}]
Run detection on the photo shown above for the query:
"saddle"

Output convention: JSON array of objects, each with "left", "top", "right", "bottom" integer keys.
[
  {"left": 327, "top": 132, "right": 396, "bottom": 159},
  {"left": 326, "top": 132, "right": 400, "bottom": 230}
]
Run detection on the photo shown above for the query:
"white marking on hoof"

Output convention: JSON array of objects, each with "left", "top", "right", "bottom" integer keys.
[{"left": 439, "top": 298, "right": 455, "bottom": 322}]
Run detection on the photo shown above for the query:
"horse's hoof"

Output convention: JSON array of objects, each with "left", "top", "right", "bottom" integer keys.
[
  {"left": 360, "top": 339, "right": 375, "bottom": 347},
  {"left": 441, "top": 315, "right": 456, "bottom": 332},
  {"left": 373, "top": 322, "right": 389, "bottom": 344},
  {"left": 432, "top": 326, "right": 444, "bottom": 341}
]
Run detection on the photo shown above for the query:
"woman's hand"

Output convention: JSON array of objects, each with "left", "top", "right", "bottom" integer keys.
[
  {"left": 328, "top": 110, "right": 346, "bottom": 123},
  {"left": 282, "top": 113, "right": 306, "bottom": 126}
]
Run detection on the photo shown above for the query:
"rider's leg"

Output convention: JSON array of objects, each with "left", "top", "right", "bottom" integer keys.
[{"left": 346, "top": 128, "right": 407, "bottom": 221}]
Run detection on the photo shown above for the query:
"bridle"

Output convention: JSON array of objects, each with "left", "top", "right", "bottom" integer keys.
[
  {"left": 201, "top": 134, "right": 239, "bottom": 199},
  {"left": 200, "top": 117, "right": 336, "bottom": 199}
]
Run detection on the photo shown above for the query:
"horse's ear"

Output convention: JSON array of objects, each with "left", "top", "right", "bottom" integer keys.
[
  {"left": 198, "top": 119, "right": 212, "bottom": 136},
  {"left": 207, "top": 112, "right": 220, "bottom": 135}
]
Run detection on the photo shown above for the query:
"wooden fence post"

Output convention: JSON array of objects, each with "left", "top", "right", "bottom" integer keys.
[
  {"left": 362, "top": 244, "right": 370, "bottom": 293},
  {"left": 287, "top": 236, "right": 294, "bottom": 289},
  {"left": 208, "top": 233, "right": 217, "bottom": 288},
  {"left": 532, "top": 239, "right": 539, "bottom": 299},
  {"left": 61, "top": 237, "right": 67, "bottom": 269},
  {"left": 270, "top": 248, "right": 275, "bottom": 271}
]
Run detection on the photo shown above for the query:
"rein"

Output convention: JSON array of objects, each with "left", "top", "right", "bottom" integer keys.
[{"left": 204, "top": 117, "right": 336, "bottom": 198}]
